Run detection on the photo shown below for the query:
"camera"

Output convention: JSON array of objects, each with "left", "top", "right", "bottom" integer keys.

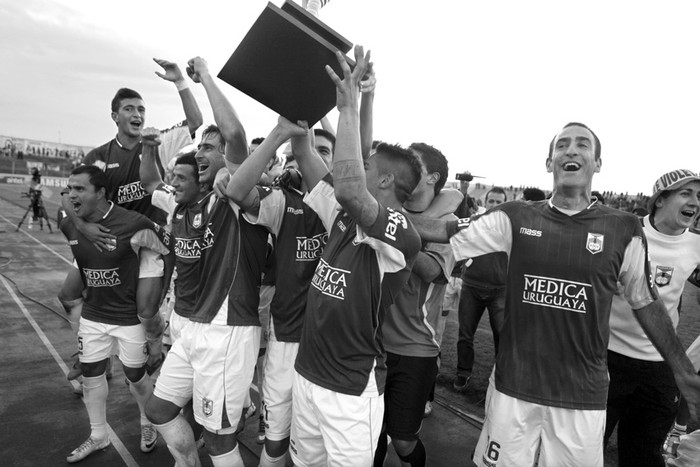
[{"left": 455, "top": 172, "right": 474, "bottom": 182}]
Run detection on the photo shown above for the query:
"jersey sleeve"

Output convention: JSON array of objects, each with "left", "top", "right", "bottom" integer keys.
[
  {"left": 151, "top": 183, "right": 177, "bottom": 215},
  {"left": 357, "top": 205, "right": 421, "bottom": 275},
  {"left": 242, "top": 187, "right": 286, "bottom": 236},
  {"left": 158, "top": 122, "right": 194, "bottom": 169},
  {"left": 130, "top": 228, "right": 171, "bottom": 257},
  {"left": 304, "top": 177, "right": 342, "bottom": 233},
  {"left": 449, "top": 210, "right": 513, "bottom": 262},
  {"left": 618, "top": 235, "right": 657, "bottom": 310},
  {"left": 423, "top": 241, "right": 455, "bottom": 285}
]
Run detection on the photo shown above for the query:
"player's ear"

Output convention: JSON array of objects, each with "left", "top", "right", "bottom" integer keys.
[
  {"left": 545, "top": 157, "right": 553, "bottom": 173},
  {"left": 111, "top": 112, "right": 118, "bottom": 125},
  {"left": 594, "top": 157, "right": 602, "bottom": 173}
]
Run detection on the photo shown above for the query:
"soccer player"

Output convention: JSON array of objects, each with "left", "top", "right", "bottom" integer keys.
[
  {"left": 61, "top": 165, "right": 170, "bottom": 463},
  {"left": 373, "top": 142, "right": 455, "bottom": 467},
  {"left": 605, "top": 169, "right": 700, "bottom": 466},
  {"left": 410, "top": 123, "right": 700, "bottom": 466},
  {"left": 219, "top": 117, "right": 326, "bottom": 467},
  {"left": 144, "top": 56, "right": 268, "bottom": 467},
  {"left": 288, "top": 46, "right": 422, "bottom": 466}
]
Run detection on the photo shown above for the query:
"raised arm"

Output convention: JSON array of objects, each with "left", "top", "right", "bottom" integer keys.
[
  {"left": 634, "top": 300, "right": 700, "bottom": 421},
  {"left": 139, "top": 127, "right": 163, "bottom": 194},
  {"left": 187, "top": 56, "right": 248, "bottom": 169},
  {"left": 153, "top": 58, "right": 203, "bottom": 136},
  {"left": 226, "top": 117, "right": 309, "bottom": 213},
  {"left": 291, "top": 124, "right": 330, "bottom": 192},
  {"left": 405, "top": 213, "right": 469, "bottom": 243},
  {"left": 359, "top": 62, "right": 376, "bottom": 160},
  {"left": 324, "top": 46, "right": 379, "bottom": 229}
]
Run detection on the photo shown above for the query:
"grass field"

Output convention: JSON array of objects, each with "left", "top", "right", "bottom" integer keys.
[{"left": 434, "top": 283, "right": 700, "bottom": 465}]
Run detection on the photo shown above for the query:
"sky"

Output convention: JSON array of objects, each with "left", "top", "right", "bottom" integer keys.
[{"left": 2, "top": 0, "right": 700, "bottom": 195}]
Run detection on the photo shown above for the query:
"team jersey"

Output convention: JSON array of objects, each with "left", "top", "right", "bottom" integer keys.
[
  {"left": 190, "top": 197, "right": 269, "bottom": 326},
  {"left": 82, "top": 122, "right": 192, "bottom": 225},
  {"left": 243, "top": 186, "right": 327, "bottom": 342},
  {"left": 382, "top": 212, "right": 455, "bottom": 357},
  {"left": 609, "top": 215, "right": 700, "bottom": 361},
  {"left": 295, "top": 179, "right": 422, "bottom": 396},
  {"left": 152, "top": 185, "right": 215, "bottom": 319},
  {"left": 60, "top": 203, "right": 171, "bottom": 326},
  {"left": 450, "top": 200, "right": 657, "bottom": 410},
  {"left": 461, "top": 251, "right": 508, "bottom": 288}
]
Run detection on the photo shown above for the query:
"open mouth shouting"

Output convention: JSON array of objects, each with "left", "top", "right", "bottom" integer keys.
[{"left": 562, "top": 162, "right": 581, "bottom": 172}]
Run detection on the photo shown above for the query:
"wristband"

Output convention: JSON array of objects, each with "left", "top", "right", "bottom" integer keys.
[{"left": 175, "top": 80, "right": 189, "bottom": 92}]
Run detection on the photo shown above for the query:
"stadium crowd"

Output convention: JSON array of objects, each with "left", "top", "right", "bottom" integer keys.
[{"left": 49, "top": 5, "right": 700, "bottom": 467}]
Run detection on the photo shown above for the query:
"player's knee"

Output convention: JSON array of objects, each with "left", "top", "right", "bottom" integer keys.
[
  {"left": 203, "top": 428, "right": 238, "bottom": 456},
  {"left": 81, "top": 359, "right": 108, "bottom": 377},
  {"left": 122, "top": 365, "right": 146, "bottom": 383},
  {"left": 396, "top": 439, "right": 425, "bottom": 466},
  {"left": 146, "top": 396, "right": 181, "bottom": 425},
  {"left": 393, "top": 438, "right": 418, "bottom": 457},
  {"left": 265, "top": 437, "right": 290, "bottom": 458}
]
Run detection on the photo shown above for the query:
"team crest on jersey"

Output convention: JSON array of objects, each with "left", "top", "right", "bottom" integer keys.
[
  {"left": 202, "top": 398, "right": 213, "bottom": 417},
  {"left": 93, "top": 160, "right": 106, "bottom": 171},
  {"left": 585, "top": 233, "right": 604, "bottom": 255},
  {"left": 654, "top": 266, "right": 674, "bottom": 287},
  {"left": 193, "top": 213, "right": 202, "bottom": 228}
]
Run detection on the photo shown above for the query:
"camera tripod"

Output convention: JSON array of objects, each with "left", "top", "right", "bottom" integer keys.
[{"left": 16, "top": 192, "right": 53, "bottom": 233}]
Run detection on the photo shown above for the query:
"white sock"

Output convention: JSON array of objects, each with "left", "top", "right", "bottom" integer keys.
[
  {"left": 210, "top": 444, "right": 244, "bottom": 467},
  {"left": 82, "top": 374, "right": 108, "bottom": 440},
  {"left": 128, "top": 372, "right": 153, "bottom": 418},
  {"left": 259, "top": 445, "right": 287, "bottom": 467},
  {"left": 154, "top": 415, "right": 201, "bottom": 467}
]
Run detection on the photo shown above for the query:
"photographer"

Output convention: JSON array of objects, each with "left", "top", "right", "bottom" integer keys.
[{"left": 26, "top": 167, "right": 52, "bottom": 232}]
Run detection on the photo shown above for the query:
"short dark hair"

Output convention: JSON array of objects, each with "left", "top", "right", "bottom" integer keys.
[
  {"left": 314, "top": 129, "right": 336, "bottom": 153},
  {"left": 174, "top": 152, "right": 199, "bottom": 184},
  {"left": 251, "top": 137, "right": 265, "bottom": 146},
  {"left": 374, "top": 143, "right": 422, "bottom": 204},
  {"left": 201, "top": 124, "right": 225, "bottom": 153},
  {"left": 485, "top": 186, "right": 507, "bottom": 202},
  {"left": 111, "top": 88, "right": 143, "bottom": 113},
  {"left": 548, "top": 122, "right": 601, "bottom": 161},
  {"left": 71, "top": 165, "right": 108, "bottom": 193},
  {"left": 522, "top": 187, "right": 546, "bottom": 201},
  {"left": 409, "top": 142, "right": 449, "bottom": 196}
]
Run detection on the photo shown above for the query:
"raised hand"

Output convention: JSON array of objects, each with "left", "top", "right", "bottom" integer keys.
[
  {"left": 360, "top": 62, "right": 376, "bottom": 94},
  {"left": 324, "top": 45, "right": 371, "bottom": 111},
  {"left": 186, "top": 56, "right": 210, "bottom": 84},
  {"left": 153, "top": 58, "right": 185, "bottom": 83},
  {"left": 140, "top": 127, "right": 161, "bottom": 147}
]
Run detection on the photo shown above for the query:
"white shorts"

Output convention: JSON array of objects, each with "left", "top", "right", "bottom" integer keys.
[
  {"left": 167, "top": 312, "right": 188, "bottom": 345},
  {"left": 153, "top": 322, "right": 260, "bottom": 432},
  {"left": 262, "top": 337, "right": 299, "bottom": 441},
  {"left": 442, "top": 277, "right": 462, "bottom": 312},
  {"left": 472, "top": 382, "right": 605, "bottom": 467},
  {"left": 78, "top": 317, "right": 147, "bottom": 367},
  {"left": 290, "top": 371, "right": 383, "bottom": 467}
]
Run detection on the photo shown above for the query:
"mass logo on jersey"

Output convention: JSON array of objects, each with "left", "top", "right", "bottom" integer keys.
[
  {"left": 296, "top": 231, "right": 328, "bottom": 261},
  {"left": 193, "top": 213, "right": 202, "bottom": 228},
  {"left": 311, "top": 258, "right": 348, "bottom": 300},
  {"left": 83, "top": 267, "right": 121, "bottom": 287},
  {"left": 117, "top": 181, "right": 148, "bottom": 204},
  {"left": 521, "top": 274, "right": 591, "bottom": 313},
  {"left": 654, "top": 266, "right": 674, "bottom": 287},
  {"left": 586, "top": 232, "right": 604, "bottom": 255},
  {"left": 385, "top": 208, "right": 408, "bottom": 241}
]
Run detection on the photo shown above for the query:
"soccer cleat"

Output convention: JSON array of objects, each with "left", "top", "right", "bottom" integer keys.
[
  {"left": 66, "top": 436, "right": 110, "bottom": 463},
  {"left": 140, "top": 423, "right": 158, "bottom": 453},
  {"left": 452, "top": 375, "right": 471, "bottom": 392},
  {"left": 423, "top": 401, "right": 433, "bottom": 418},
  {"left": 257, "top": 415, "right": 266, "bottom": 445}
]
